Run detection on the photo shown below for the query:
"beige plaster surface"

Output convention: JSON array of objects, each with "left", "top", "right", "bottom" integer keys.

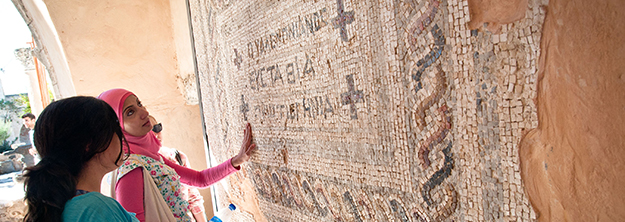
[
  {"left": 519, "top": 0, "right": 625, "bottom": 221},
  {"left": 41, "top": 0, "right": 214, "bottom": 215}
]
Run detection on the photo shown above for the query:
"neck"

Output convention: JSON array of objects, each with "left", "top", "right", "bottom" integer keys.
[{"left": 75, "top": 161, "right": 107, "bottom": 193}]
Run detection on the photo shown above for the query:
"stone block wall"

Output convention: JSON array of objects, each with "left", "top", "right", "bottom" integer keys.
[{"left": 189, "top": 0, "right": 546, "bottom": 220}]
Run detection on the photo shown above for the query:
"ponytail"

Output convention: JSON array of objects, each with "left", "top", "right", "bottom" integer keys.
[
  {"left": 21, "top": 96, "right": 125, "bottom": 222},
  {"left": 23, "top": 159, "right": 77, "bottom": 222}
]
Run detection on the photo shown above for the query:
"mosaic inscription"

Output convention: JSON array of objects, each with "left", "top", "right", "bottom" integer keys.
[{"left": 190, "top": 0, "right": 547, "bottom": 220}]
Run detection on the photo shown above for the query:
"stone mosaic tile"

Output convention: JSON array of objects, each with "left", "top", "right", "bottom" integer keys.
[{"left": 189, "top": 0, "right": 546, "bottom": 220}]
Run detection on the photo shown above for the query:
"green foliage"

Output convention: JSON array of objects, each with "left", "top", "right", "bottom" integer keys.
[
  {"left": 0, "top": 121, "right": 12, "bottom": 153},
  {"left": 0, "top": 140, "right": 12, "bottom": 154},
  {"left": 18, "top": 94, "right": 31, "bottom": 114},
  {"left": 0, "top": 121, "right": 11, "bottom": 142},
  {"left": 0, "top": 99, "right": 19, "bottom": 111},
  {"left": 49, "top": 89, "right": 55, "bottom": 102},
  {"left": 0, "top": 99, "right": 20, "bottom": 122}
]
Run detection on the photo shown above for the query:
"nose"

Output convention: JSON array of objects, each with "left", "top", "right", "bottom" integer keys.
[{"left": 140, "top": 106, "right": 150, "bottom": 119}]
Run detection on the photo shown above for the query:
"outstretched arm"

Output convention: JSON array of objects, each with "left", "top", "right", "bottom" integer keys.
[
  {"left": 163, "top": 156, "right": 238, "bottom": 188},
  {"left": 164, "top": 123, "right": 256, "bottom": 188}
]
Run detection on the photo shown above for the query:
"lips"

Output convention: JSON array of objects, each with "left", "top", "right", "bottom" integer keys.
[{"left": 143, "top": 120, "right": 150, "bottom": 127}]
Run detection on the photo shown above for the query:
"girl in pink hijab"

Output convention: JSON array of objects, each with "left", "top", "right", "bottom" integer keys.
[{"left": 98, "top": 88, "right": 255, "bottom": 222}]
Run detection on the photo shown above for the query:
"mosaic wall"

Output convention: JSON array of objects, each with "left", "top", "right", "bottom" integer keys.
[{"left": 189, "top": 0, "right": 546, "bottom": 220}]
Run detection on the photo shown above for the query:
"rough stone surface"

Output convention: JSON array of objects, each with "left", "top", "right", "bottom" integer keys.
[
  {"left": 0, "top": 201, "right": 26, "bottom": 222},
  {"left": 190, "top": 0, "right": 546, "bottom": 221},
  {"left": 13, "top": 47, "right": 34, "bottom": 70},
  {"left": 0, "top": 154, "right": 24, "bottom": 174},
  {"left": 467, "top": 0, "right": 528, "bottom": 32},
  {"left": 520, "top": 0, "right": 625, "bottom": 221},
  {"left": 0, "top": 172, "right": 27, "bottom": 222}
]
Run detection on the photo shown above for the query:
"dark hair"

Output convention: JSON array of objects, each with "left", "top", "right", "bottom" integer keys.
[
  {"left": 21, "top": 113, "right": 35, "bottom": 120},
  {"left": 23, "top": 96, "right": 126, "bottom": 222}
]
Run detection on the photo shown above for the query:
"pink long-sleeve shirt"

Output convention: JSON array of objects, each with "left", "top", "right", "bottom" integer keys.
[
  {"left": 159, "top": 147, "right": 206, "bottom": 216},
  {"left": 116, "top": 155, "right": 239, "bottom": 222}
]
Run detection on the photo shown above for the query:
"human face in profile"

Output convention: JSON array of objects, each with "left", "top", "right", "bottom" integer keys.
[
  {"left": 97, "top": 134, "right": 125, "bottom": 171},
  {"left": 122, "top": 95, "right": 152, "bottom": 136},
  {"left": 23, "top": 117, "right": 35, "bottom": 129}
]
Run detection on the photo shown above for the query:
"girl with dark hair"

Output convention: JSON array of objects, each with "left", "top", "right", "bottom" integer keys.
[
  {"left": 98, "top": 88, "right": 255, "bottom": 222},
  {"left": 23, "top": 96, "right": 138, "bottom": 222}
]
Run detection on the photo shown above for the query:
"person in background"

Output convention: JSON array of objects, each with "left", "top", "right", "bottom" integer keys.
[
  {"left": 22, "top": 113, "right": 40, "bottom": 164},
  {"left": 23, "top": 96, "right": 138, "bottom": 222},
  {"left": 149, "top": 115, "right": 207, "bottom": 222},
  {"left": 21, "top": 113, "right": 36, "bottom": 144},
  {"left": 18, "top": 116, "right": 32, "bottom": 145},
  {"left": 98, "top": 88, "right": 255, "bottom": 222}
]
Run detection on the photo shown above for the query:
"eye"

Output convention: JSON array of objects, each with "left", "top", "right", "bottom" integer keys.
[{"left": 126, "top": 109, "right": 134, "bottom": 116}]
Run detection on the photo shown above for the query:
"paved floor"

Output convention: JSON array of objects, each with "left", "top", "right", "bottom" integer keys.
[{"left": 0, "top": 172, "right": 26, "bottom": 222}]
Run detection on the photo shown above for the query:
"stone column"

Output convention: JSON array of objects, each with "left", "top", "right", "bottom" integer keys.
[{"left": 14, "top": 47, "right": 43, "bottom": 116}]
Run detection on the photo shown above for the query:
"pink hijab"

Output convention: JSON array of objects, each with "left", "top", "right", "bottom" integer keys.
[{"left": 98, "top": 88, "right": 162, "bottom": 160}]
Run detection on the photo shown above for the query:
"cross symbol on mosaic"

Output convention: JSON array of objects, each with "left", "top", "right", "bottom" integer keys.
[
  {"left": 331, "top": 0, "right": 355, "bottom": 42},
  {"left": 240, "top": 95, "right": 249, "bottom": 121},
  {"left": 233, "top": 49, "right": 243, "bottom": 70},
  {"left": 341, "top": 74, "right": 363, "bottom": 119}
]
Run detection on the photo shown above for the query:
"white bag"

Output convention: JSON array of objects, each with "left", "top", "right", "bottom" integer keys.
[
  {"left": 142, "top": 168, "right": 177, "bottom": 222},
  {"left": 110, "top": 168, "right": 177, "bottom": 222}
]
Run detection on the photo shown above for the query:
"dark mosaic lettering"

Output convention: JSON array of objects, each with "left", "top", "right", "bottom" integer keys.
[
  {"left": 258, "top": 67, "right": 267, "bottom": 88},
  {"left": 247, "top": 8, "right": 328, "bottom": 59},
  {"left": 233, "top": 48, "right": 242, "bottom": 70},
  {"left": 268, "top": 65, "right": 283, "bottom": 85},
  {"left": 302, "top": 54, "right": 315, "bottom": 78},
  {"left": 248, "top": 55, "right": 315, "bottom": 91},
  {"left": 323, "top": 96, "right": 335, "bottom": 118},
  {"left": 286, "top": 62, "right": 297, "bottom": 84},
  {"left": 240, "top": 95, "right": 250, "bottom": 121},
  {"left": 287, "top": 102, "right": 300, "bottom": 120}
]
